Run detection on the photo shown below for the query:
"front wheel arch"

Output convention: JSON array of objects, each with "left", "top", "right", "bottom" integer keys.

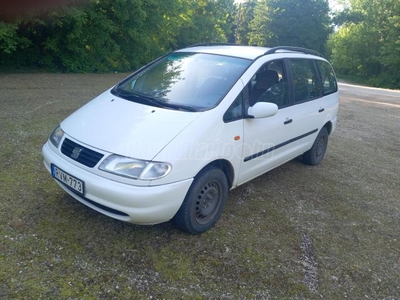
[
  {"left": 172, "top": 165, "right": 229, "bottom": 234},
  {"left": 209, "top": 159, "right": 234, "bottom": 189}
]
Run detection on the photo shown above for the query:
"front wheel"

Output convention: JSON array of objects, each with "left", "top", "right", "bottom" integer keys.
[
  {"left": 303, "top": 127, "right": 329, "bottom": 166},
  {"left": 172, "top": 166, "right": 228, "bottom": 234}
]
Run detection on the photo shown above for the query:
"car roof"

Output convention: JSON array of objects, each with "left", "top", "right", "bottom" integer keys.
[
  {"left": 176, "top": 44, "right": 325, "bottom": 61},
  {"left": 176, "top": 45, "right": 270, "bottom": 60}
]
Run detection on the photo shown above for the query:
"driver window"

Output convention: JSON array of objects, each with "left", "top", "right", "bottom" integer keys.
[{"left": 249, "top": 60, "right": 289, "bottom": 109}]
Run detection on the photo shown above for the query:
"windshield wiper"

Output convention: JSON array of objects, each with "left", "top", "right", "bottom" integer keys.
[
  {"left": 113, "top": 89, "right": 164, "bottom": 108},
  {"left": 164, "top": 103, "right": 198, "bottom": 112},
  {"left": 113, "top": 88, "right": 198, "bottom": 112}
]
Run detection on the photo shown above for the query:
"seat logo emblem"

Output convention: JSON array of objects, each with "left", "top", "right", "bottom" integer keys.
[{"left": 71, "top": 147, "right": 83, "bottom": 159}]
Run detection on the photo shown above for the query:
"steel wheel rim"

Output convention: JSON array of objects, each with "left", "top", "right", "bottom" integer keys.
[
  {"left": 194, "top": 181, "right": 222, "bottom": 224},
  {"left": 316, "top": 134, "right": 327, "bottom": 159}
]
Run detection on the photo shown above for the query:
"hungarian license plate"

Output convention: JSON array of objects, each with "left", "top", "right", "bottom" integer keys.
[{"left": 51, "top": 164, "right": 84, "bottom": 195}]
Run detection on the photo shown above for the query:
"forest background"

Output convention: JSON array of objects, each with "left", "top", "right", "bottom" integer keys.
[{"left": 0, "top": 0, "right": 399, "bottom": 89}]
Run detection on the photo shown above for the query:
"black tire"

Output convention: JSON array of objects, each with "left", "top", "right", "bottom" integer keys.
[
  {"left": 303, "top": 127, "right": 329, "bottom": 166},
  {"left": 172, "top": 166, "right": 228, "bottom": 234}
]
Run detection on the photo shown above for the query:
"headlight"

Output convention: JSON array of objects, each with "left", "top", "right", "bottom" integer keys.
[
  {"left": 49, "top": 125, "right": 64, "bottom": 148},
  {"left": 99, "top": 154, "right": 172, "bottom": 180}
]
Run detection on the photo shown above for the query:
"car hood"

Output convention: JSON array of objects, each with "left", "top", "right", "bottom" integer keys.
[{"left": 61, "top": 90, "right": 201, "bottom": 160}]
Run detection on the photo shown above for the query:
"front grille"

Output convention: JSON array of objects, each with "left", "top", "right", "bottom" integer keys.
[{"left": 61, "top": 138, "right": 104, "bottom": 168}]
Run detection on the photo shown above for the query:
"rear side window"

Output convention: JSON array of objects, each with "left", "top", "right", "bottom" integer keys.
[
  {"left": 290, "top": 59, "right": 320, "bottom": 103},
  {"left": 315, "top": 60, "right": 338, "bottom": 95}
]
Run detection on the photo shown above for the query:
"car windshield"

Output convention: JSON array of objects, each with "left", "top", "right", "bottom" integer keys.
[{"left": 112, "top": 52, "right": 251, "bottom": 111}]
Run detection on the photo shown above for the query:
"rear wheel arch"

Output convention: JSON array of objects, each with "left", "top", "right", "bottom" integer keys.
[
  {"left": 303, "top": 126, "right": 329, "bottom": 166},
  {"left": 324, "top": 121, "right": 332, "bottom": 134}
]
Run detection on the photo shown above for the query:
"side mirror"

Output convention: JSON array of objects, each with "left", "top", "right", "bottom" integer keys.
[{"left": 247, "top": 102, "right": 278, "bottom": 119}]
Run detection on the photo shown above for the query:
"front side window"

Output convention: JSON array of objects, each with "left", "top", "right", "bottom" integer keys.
[
  {"left": 112, "top": 52, "right": 251, "bottom": 111},
  {"left": 315, "top": 60, "right": 338, "bottom": 95},
  {"left": 249, "top": 60, "right": 289, "bottom": 108},
  {"left": 290, "top": 59, "right": 320, "bottom": 103}
]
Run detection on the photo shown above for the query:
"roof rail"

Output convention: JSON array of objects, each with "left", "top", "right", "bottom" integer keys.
[
  {"left": 187, "top": 43, "right": 239, "bottom": 47},
  {"left": 265, "top": 46, "right": 324, "bottom": 57}
]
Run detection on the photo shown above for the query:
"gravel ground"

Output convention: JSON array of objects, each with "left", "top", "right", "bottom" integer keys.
[{"left": 0, "top": 74, "right": 399, "bottom": 299}]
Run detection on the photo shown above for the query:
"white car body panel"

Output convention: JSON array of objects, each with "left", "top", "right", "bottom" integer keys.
[{"left": 61, "top": 90, "right": 201, "bottom": 161}]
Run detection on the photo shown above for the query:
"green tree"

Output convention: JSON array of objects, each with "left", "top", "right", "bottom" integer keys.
[
  {"left": 328, "top": 0, "right": 400, "bottom": 88},
  {"left": 13, "top": 5, "right": 122, "bottom": 72},
  {"left": 234, "top": 0, "right": 257, "bottom": 45},
  {"left": 0, "top": 22, "right": 30, "bottom": 54},
  {"left": 248, "top": 0, "right": 332, "bottom": 53},
  {"left": 0, "top": 0, "right": 236, "bottom": 72},
  {"left": 175, "top": 0, "right": 235, "bottom": 48}
]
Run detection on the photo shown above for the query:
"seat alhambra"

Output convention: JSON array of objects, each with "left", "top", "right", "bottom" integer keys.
[{"left": 42, "top": 44, "right": 339, "bottom": 234}]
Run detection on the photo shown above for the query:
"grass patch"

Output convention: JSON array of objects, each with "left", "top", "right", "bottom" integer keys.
[{"left": 1, "top": 73, "right": 399, "bottom": 299}]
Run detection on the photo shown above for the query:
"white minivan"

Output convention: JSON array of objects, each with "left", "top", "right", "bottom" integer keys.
[{"left": 42, "top": 44, "right": 339, "bottom": 234}]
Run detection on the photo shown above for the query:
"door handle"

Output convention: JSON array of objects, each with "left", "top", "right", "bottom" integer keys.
[
  {"left": 319, "top": 108, "right": 325, "bottom": 113},
  {"left": 284, "top": 119, "right": 293, "bottom": 125}
]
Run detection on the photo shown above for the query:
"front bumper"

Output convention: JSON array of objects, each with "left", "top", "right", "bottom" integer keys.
[{"left": 42, "top": 142, "right": 193, "bottom": 224}]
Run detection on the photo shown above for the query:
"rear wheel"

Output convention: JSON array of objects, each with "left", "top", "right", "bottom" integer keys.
[
  {"left": 172, "top": 166, "right": 228, "bottom": 234},
  {"left": 303, "top": 127, "right": 329, "bottom": 166}
]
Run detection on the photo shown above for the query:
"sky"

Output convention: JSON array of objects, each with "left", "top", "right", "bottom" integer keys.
[{"left": 328, "top": 0, "right": 345, "bottom": 11}]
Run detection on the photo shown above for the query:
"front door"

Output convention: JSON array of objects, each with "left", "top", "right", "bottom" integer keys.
[{"left": 237, "top": 58, "right": 298, "bottom": 184}]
